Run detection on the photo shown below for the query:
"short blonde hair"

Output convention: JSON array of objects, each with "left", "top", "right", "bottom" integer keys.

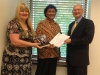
[{"left": 15, "top": 3, "right": 35, "bottom": 37}]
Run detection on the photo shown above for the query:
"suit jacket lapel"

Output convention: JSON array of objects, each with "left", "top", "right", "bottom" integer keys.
[{"left": 69, "top": 17, "right": 85, "bottom": 36}]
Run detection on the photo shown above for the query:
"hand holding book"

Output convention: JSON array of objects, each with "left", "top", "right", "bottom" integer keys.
[{"left": 34, "top": 34, "right": 50, "bottom": 47}]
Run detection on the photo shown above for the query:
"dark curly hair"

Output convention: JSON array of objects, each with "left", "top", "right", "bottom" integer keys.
[{"left": 44, "top": 4, "right": 57, "bottom": 17}]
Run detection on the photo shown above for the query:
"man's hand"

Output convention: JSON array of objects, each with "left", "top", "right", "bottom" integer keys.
[{"left": 64, "top": 38, "right": 71, "bottom": 44}]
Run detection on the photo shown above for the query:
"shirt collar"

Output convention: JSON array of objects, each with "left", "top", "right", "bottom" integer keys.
[{"left": 75, "top": 16, "right": 82, "bottom": 23}]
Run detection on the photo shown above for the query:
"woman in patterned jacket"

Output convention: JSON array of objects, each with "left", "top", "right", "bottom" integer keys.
[{"left": 35, "top": 4, "right": 61, "bottom": 75}]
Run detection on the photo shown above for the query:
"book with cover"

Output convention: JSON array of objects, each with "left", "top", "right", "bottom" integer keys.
[{"left": 35, "top": 34, "right": 50, "bottom": 47}]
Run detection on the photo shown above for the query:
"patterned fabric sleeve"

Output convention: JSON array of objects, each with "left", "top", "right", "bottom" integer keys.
[{"left": 7, "top": 20, "right": 20, "bottom": 34}]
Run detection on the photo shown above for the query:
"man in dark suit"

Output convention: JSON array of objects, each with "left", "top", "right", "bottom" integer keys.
[{"left": 64, "top": 4, "right": 95, "bottom": 75}]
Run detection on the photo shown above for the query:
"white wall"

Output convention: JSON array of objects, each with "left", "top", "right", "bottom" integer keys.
[
  {"left": 88, "top": 0, "right": 100, "bottom": 75},
  {"left": 0, "top": 0, "right": 100, "bottom": 75}
]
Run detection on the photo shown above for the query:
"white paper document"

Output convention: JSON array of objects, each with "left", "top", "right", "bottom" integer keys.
[{"left": 50, "top": 33, "right": 70, "bottom": 47}]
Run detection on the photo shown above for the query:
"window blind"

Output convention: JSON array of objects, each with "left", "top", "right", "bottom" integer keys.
[{"left": 27, "top": 0, "right": 91, "bottom": 57}]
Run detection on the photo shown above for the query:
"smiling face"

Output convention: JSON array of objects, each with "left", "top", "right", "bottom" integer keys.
[
  {"left": 72, "top": 4, "right": 84, "bottom": 20},
  {"left": 19, "top": 8, "right": 29, "bottom": 21},
  {"left": 46, "top": 8, "right": 56, "bottom": 20},
  {"left": 15, "top": 3, "right": 30, "bottom": 22}
]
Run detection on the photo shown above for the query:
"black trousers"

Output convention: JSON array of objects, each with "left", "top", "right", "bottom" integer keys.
[
  {"left": 35, "top": 58, "right": 58, "bottom": 75},
  {"left": 67, "top": 61, "right": 87, "bottom": 75}
]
